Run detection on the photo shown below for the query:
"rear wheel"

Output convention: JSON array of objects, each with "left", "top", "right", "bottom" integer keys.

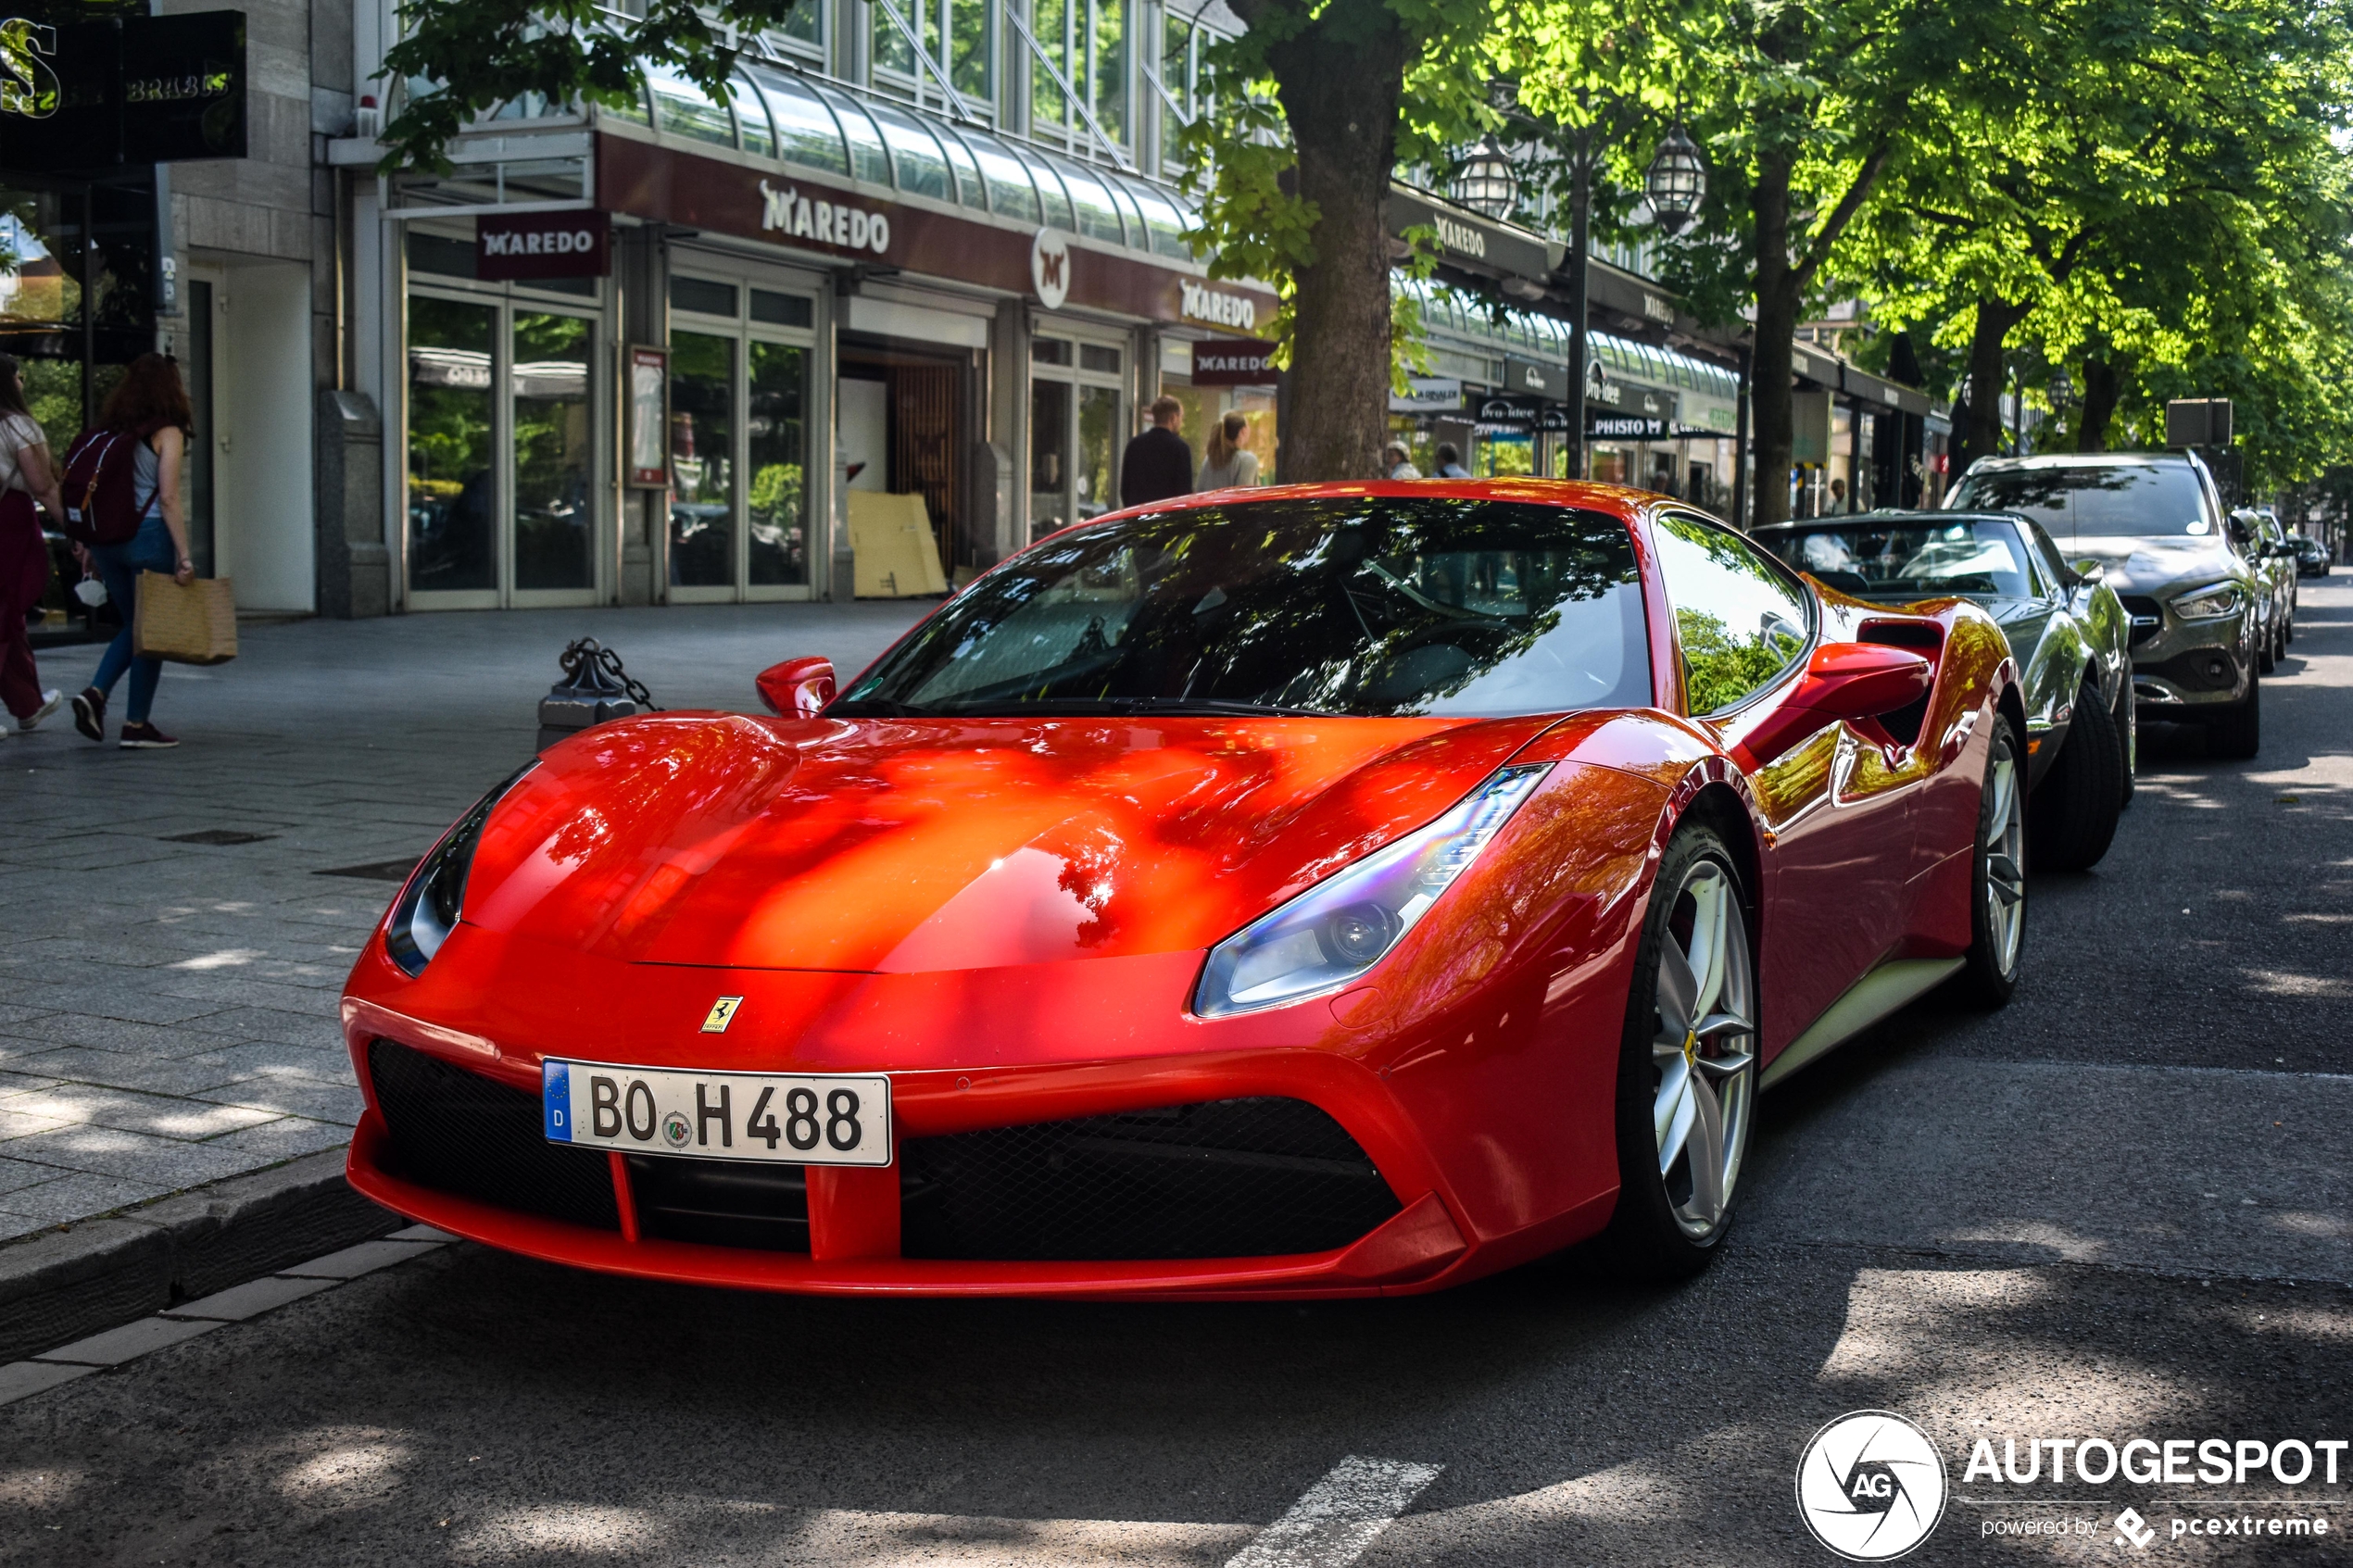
[
  {"left": 1603, "top": 824, "right": 1757, "bottom": 1280},
  {"left": 2029, "top": 687, "right": 2122, "bottom": 871},
  {"left": 1955, "top": 722, "right": 2027, "bottom": 1009},
  {"left": 2259, "top": 620, "right": 2278, "bottom": 673},
  {"left": 2207, "top": 667, "right": 2261, "bottom": 760}
]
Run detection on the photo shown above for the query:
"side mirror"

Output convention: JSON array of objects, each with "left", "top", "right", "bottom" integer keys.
[
  {"left": 756, "top": 657, "right": 837, "bottom": 718},
  {"left": 2069, "top": 558, "right": 2106, "bottom": 584},
  {"left": 1731, "top": 642, "right": 1935, "bottom": 768}
]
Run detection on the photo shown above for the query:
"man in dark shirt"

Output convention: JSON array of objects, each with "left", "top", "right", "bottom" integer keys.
[{"left": 1119, "top": 395, "right": 1193, "bottom": 508}]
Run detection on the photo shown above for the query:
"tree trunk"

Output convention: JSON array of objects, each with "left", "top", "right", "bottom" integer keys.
[
  {"left": 1954, "top": 297, "right": 2030, "bottom": 471},
  {"left": 1749, "top": 153, "right": 1799, "bottom": 530},
  {"left": 2077, "top": 354, "right": 2122, "bottom": 452},
  {"left": 1255, "top": 8, "right": 1410, "bottom": 482}
]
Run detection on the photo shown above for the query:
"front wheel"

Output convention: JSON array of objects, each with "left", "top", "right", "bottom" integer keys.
[
  {"left": 1603, "top": 824, "right": 1758, "bottom": 1280},
  {"left": 1954, "top": 721, "right": 2027, "bottom": 1009},
  {"left": 2029, "top": 687, "right": 2121, "bottom": 872}
]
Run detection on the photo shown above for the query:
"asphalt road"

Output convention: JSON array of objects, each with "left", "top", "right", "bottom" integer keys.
[{"left": 6, "top": 582, "right": 2349, "bottom": 1568}]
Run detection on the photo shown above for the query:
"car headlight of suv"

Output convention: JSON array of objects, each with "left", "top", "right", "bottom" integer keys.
[
  {"left": 2171, "top": 583, "right": 2245, "bottom": 621},
  {"left": 1193, "top": 764, "right": 1552, "bottom": 1018},
  {"left": 385, "top": 764, "right": 536, "bottom": 977}
]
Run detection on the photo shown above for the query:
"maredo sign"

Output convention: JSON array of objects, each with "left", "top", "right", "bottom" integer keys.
[{"left": 476, "top": 210, "right": 610, "bottom": 281}]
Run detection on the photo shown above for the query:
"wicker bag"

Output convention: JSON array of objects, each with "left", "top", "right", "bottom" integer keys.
[{"left": 132, "top": 571, "right": 239, "bottom": 665}]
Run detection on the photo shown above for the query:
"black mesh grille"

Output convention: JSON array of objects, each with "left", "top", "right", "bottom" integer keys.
[
  {"left": 625, "top": 1155, "right": 809, "bottom": 1252},
  {"left": 899, "top": 1098, "right": 1400, "bottom": 1261},
  {"left": 367, "top": 1038, "right": 620, "bottom": 1231},
  {"left": 2120, "top": 595, "right": 2164, "bottom": 646}
]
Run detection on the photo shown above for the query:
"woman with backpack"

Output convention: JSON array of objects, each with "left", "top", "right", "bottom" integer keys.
[
  {"left": 70, "top": 355, "right": 196, "bottom": 749},
  {"left": 0, "top": 354, "right": 67, "bottom": 735}
]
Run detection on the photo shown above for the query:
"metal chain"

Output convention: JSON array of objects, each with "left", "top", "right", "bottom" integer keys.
[{"left": 559, "top": 637, "right": 661, "bottom": 712}]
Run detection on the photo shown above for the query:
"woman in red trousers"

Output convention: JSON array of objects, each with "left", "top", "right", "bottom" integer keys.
[{"left": 0, "top": 354, "right": 65, "bottom": 736}]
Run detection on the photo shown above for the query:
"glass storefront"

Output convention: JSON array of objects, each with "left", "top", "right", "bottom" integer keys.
[
  {"left": 666, "top": 270, "right": 817, "bottom": 598},
  {"left": 405, "top": 237, "right": 605, "bottom": 606},
  {"left": 1029, "top": 332, "right": 1125, "bottom": 538}
]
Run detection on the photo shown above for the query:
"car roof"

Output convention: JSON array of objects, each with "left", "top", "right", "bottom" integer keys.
[
  {"left": 1961, "top": 451, "right": 2190, "bottom": 471},
  {"left": 1754, "top": 510, "right": 2031, "bottom": 530}
]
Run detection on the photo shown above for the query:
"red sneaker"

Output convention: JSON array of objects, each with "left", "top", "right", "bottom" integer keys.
[{"left": 118, "top": 721, "right": 179, "bottom": 749}]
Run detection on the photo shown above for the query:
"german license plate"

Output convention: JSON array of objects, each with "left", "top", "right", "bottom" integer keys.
[{"left": 542, "top": 1060, "right": 891, "bottom": 1167}]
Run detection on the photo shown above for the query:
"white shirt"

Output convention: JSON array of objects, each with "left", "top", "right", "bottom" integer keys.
[{"left": 0, "top": 411, "right": 43, "bottom": 495}]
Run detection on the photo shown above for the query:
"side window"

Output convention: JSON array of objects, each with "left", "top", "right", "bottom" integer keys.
[
  {"left": 1653, "top": 513, "right": 1813, "bottom": 715},
  {"left": 2023, "top": 521, "right": 2070, "bottom": 593}
]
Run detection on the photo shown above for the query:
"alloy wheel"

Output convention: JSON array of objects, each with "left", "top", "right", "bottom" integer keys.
[
  {"left": 1984, "top": 747, "right": 2027, "bottom": 974},
  {"left": 1650, "top": 859, "right": 1756, "bottom": 1240}
]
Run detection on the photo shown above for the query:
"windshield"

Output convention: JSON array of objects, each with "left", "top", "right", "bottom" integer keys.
[
  {"left": 1755, "top": 519, "right": 2035, "bottom": 599},
  {"left": 837, "top": 495, "right": 1651, "bottom": 719},
  {"left": 1948, "top": 463, "right": 2211, "bottom": 541}
]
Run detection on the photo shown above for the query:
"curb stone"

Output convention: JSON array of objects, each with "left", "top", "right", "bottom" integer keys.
[{"left": 0, "top": 1148, "right": 396, "bottom": 1364}]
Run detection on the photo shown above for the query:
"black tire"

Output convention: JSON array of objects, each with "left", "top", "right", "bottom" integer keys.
[
  {"left": 1955, "top": 721, "right": 2027, "bottom": 1010},
  {"left": 2206, "top": 668, "right": 2261, "bottom": 760},
  {"left": 2029, "top": 687, "right": 2122, "bottom": 871},
  {"left": 2114, "top": 678, "right": 2136, "bottom": 809},
  {"left": 1601, "top": 823, "right": 1755, "bottom": 1282},
  {"left": 2258, "top": 621, "right": 2278, "bottom": 673}
]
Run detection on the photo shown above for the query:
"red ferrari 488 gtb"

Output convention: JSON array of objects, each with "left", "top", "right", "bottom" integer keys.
[{"left": 344, "top": 482, "right": 2025, "bottom": 1298}]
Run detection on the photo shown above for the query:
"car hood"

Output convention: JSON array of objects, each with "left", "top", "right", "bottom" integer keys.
[
  {"left": 458, "top": 710, "right": 1560, "bottom": 973},
  {"left": 2069, "top": 539, "right": 2247, "bottom": 596}
]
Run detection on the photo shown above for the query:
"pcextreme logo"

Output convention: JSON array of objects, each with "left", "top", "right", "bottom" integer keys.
[{"left": 1796, "top": 1411, "right": 1950, "bottom": 1562}]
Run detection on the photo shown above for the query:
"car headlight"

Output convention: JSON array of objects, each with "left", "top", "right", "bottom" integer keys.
[
  {"left": 2171, "top": 583, "right": 2245, "bottom": 620},
  {"left": 385, "top": 764, "right": 536, "bottom": 977},
  {"left": 1193, "top": 764, "right": 1553, "bottom": 1018}
]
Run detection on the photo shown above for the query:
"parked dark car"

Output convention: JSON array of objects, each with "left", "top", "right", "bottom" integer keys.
[
  {"left": 2291, "top": 535, "right": 2333, "bottom": 578},
  {"left": 1756, "top": 509, "right": 2132, "bottom": 870},
  {"left": 1945, "top": 452, "right": 2262, "bottom": 759}
]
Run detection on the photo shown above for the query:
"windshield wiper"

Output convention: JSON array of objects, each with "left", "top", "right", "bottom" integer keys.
[{"left": 826, "top": 696, "right": 937, "bottom": 718}]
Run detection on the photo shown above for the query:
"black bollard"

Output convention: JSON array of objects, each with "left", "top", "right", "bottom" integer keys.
[{"left": 536, "top": 638, "right": 658, "bottom": 752}]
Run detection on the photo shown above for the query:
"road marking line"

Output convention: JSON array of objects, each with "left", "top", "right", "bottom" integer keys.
[
  {"left": 1223, "top": 1455, "right": 1443, "bottom": 1568},
  {"left": 0, "top": 1234, "right": 448, "bottom": 1406}
]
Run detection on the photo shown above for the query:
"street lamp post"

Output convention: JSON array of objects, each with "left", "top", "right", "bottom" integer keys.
[{"left": 1554, "top": 110, "right": 1707, "bottom": 482}]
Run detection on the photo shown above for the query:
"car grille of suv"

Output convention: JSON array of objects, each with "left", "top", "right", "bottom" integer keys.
[
  {"left": 2119, "top": 595, "right": 2165, "bottom": 646},
  {"left": 367, "top": 1038, "right": 620, "bottom": 1231},
  {"left": 899, "top": 1098, "right": 1401, "bottom": 1261}
]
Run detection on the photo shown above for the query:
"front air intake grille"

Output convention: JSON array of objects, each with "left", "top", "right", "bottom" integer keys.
[
  {"left": 625, "top": 1155, "right": 810, "bottom": 1252},
  {"left": 367, "top": 1038, "right": 619, "bottom": 1231},
  {"left": 2142, "top": 647, "right": 2242, "bottom": 693},
  {"left": 899, "top": 1098, "right": 1400, "bottom": 1261},
  {"left": 2120, "top": 595, "right": 2164, "bottom": 646}
]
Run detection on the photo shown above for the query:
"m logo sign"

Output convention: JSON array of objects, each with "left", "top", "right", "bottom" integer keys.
[
  {"left": 1031, "top": 229, "right": 1071, "bottom": 310},
  {"left": 476, "top": 211, "right": 611, "bottom": 282}
]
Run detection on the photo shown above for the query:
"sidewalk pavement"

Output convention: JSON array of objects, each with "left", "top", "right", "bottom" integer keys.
[{"left": 0, "top": 602, "right": 927, "bottom": 1244}]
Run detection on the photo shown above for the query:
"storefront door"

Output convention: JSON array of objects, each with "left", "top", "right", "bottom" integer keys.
[
  {"left": 406, "top": 289, "right": 603, "bottom": 608},
  {"left": 1028, "top": 332, "right": 1125, "bottom": 538},
  {"left": 667, "top": 273, "right": 818, "bottom": 601}
]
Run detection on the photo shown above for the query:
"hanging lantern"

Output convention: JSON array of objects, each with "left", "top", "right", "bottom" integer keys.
[
  {"left": 1450, "top": 135, "right": 1519, "bottom": 220},
  {"left": 1644, "top": 123, "right": 1707, "bottom": 236}
]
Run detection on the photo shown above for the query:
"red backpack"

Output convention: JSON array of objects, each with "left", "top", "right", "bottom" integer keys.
[{"left": 59, "top": 420, "right": 165, "bottom": 547}]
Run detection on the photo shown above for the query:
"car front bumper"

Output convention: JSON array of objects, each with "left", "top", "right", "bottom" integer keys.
[{"left": 2126, "top": 608, "right": 2255, "bottom": 714}]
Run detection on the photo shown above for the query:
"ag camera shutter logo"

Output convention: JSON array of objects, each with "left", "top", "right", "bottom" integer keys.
[{"left": 1796, "top": 1411, "right": 1949, "bottom": 1561}]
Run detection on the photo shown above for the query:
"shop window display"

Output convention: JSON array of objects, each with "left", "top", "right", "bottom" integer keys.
[
  {"left": 512, "top": 312, "right": 595, "bottom": 590},
  {"left": 407, "top": 296, "right": 498, "bottom": 593},
  {"left": 670, "top": 332, "right": 736, "bottom": 587},
  {"left": 748, "top": 341, "right": 808, "bottom": 585}
]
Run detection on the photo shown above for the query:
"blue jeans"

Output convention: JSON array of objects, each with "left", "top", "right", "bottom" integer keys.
[{"left": 89, "top": 515, "right": 174, "bottom": 725}]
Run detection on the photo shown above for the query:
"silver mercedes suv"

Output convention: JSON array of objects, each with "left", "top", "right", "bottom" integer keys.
[{"left": 1946, "top": 451, "right": 2261, "bottom": 758}]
